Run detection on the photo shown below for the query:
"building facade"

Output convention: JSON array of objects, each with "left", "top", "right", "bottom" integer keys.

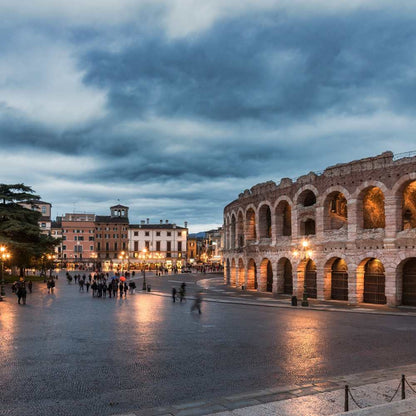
[
  {"left": 223, "top": 151, "right": 416, "bottom": 307},
  {"left": 129, "top": 220, "right": 188, "bottom": 269},
  {"left": 20, "top": 200, "right": 52, "bottom": 235},
  {"left": 61, "top": 213, "right": 96, "bottom": 264}
]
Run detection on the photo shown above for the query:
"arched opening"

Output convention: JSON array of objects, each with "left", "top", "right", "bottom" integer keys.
[
  {"left": 282, "top": 258, "right": 293, "bottom": 295},
  {"left": 305, "top": 259, "right": 317, "bottom": 299},
  {"left": 259, "top": 205, "right": 272, "bottom": 238},
  {"left": 246, "top": 208, "right": 256, "bottom": 241},
  {"left": 363, "top": 258, "right": 386, "bottom": 304},
  {"left": 299, "top": 190, "right": 316, "bottom": 207},
  {"left": 230, "top": 214, "right": 236, "bottom": 248},
  {"left": 402, "top": 258, "right": 416, "bottom": 306},
  {"left": 402, "top": 181, "right": 416, "bottom": 230},
  {"left": 231, "top": 258, "right": 236, "bottom": 286},
  {"left": 362, "top": 187, "right": 385, "bottom": 229},
  {"left": 275, "top": 201, "right": 292, "bottom": 237},
  {"left": 302, "top": 218, "right": 316, "bottom": 236},
  {"left": 237, "top": 211, "right": 245, "bottom": 247},
  {"left": 331, "top": 258, "right": 348, "bottom": 301},
  {"left": 247, "top": 259, "right": 257, "bottom": 290},
  {"left": 226, "top": 259, "right": 230, "bottom": 284},
  {"left": 324, "top": 192, "right": 348, "bottom": 230},
  {"left": 261, "top": 258, "right": 273, "bottom": 292},
  {"left": 238, "top": 258, "right": 245, "bottom": 287}
]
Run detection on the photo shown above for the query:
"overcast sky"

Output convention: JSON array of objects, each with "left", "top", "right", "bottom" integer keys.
[{"left": 1, "top": 1, "right": 415, "bottom": 232}]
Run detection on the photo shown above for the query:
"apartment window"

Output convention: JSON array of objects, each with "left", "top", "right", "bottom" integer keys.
[
  {"left": 134, "top": 241, "right": 138, "bottom": 251},
  {"left": 156, "top": 231, "right": 160, "bottom": 236},
  {"left": 105, "top": 242, "right": 109, "bottom": 251},
  {"left": 97, "top": 242, "right": 101, "bottom": 250},
  {"left": 177, "top": 232, "right": 181, "bottom": 237},
  {"left": 122, "top": 242, "right": 126, "bottom": 249},
  {"left": 41, "top": 223, "right": 46, "bottom": 228},
  {"left": 145, "top": 231, "right": 150, "bottom": 236},
  {"left": 134, "top": 231, "right": 138, "bottom": 237},
  {"left": 167, "top": 241, "right": 171, "bottom": 251},
  {"left": 114, "top": 242, "right": 118, "bottom": 251},
  {"left": 89, "top": 236, "right": 94, "bottom": 241},
  {"left": 178, "top": 242, "right": 182, "bottom": 252},
  {"left": 62, "top": 236, "right": 66, "bottom": 240},
  {"left": 78, "top": 236, "right": 84, "bottom": 241},
  {"left": 113, "top": 234, "right": 116, "bottom": 238},
  {"left": 113, "top": 227, "right": 117, "bottom": 231},
  {"left": 75, "top": 245, "right": 82, "bottom": 253},
  {"left": 145, "top": 241, "right": 150, "bottom": 250},
  {"left": 156, "top": 241, "right": 161, "bottom": 251},
  {"left": 41, "top": 206, "right": 46, "bottom": 214},
  {"left": 167, "top": 232, "right": 171, "bottom": 236},
  {"left": 90, "top": 246, "right": 94, "bottom": 251},
  {"left": 62, "top": 245, "right": 66, "bottom": 250}
]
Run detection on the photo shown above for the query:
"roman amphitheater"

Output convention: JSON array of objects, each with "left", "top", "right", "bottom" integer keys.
[{"left": 223, "top": 151, "right": 416, "bottom": 307}]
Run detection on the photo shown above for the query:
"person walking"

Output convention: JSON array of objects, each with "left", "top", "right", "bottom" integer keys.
[
  {"left": 191, "top": 291, "right": 202, "bottom": 314},
  {"left": 28, "top": 280, "right": 33, "bottom": 294},
  {"left": 85, "top": 281, "right": 90, "bottom": 293},
  {"left": 124, "top": 282, "right": 128, "bottom": 297},
  {"left": 119, "top": 281, "right": 124, "bottom": 298},
  {"left": 179, "top": 282, "right": 186, "bottom": 303},
  {"left": 102, "top": 283, "right": 107, "bottom": 298},
  {"left": 172, "top": 287, "right": 177, "bottom": 302}
]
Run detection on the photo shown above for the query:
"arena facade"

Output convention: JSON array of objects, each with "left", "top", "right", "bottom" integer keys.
[{"left": 223, "top": 151, "right": 416, "bottom": 307}]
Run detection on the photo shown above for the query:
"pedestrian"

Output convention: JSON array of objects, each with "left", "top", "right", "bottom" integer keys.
[
  {"left": 112, "top": 281, "right": 117, "bottom": 298},
  {"left": 102, "top": 283, "right": 107, "bottom": 298},
  {"left": 124, "top": 282, "right": 128, "bottom": 297},
  {"left": 85, "top": 281, "right": 90, "bottom": 293},
  {"left": 172, "top": 287, "right": 177, "bottom": 302},
  {"left": 119, "top": 281, "right": 124, "bottom": 298},
  {"left": 17, "top": 282, "right": 27, "bottom": 305},
  {"left": 79, "top": 279, "right": 84, "bottom": 292},
  {"left": 179, "top": 282, "right": 186, "bottom": 303},
  {"left": 191, "top": 291, "right": 202, "bottom": 314},
  {"left": 91, "top": 281, "right": 98, "bottom": 297},
  {"left": 28, "top": 280, "right": 33, "bottom": 294}
]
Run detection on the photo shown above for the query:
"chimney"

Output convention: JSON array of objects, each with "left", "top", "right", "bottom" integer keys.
[
  {"left": 165, "top": 219, "right": 169, "bottom": 224},
  {"left": 146, "top": 218, "right": 149, "bottom": 224},
  {"left": 160, "top": 219, "right": 163, "bottom": 224},
  {"left": 184, "top": 221, "right": 188, "bottom": 228}
]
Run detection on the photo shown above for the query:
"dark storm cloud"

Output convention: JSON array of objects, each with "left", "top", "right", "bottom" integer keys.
[{"left": 81, "top": 10, "right": 416, "bottom": 123}]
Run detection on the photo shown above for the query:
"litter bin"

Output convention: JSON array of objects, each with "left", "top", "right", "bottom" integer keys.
[
  {"left": 147, "top": 285, "right": 151, "bottom": 292},
  {"left": 291, "top": 296, "right": 297, "bottom": 306}
]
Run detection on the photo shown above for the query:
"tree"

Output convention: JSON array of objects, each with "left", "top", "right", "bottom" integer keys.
[{"left": 0, "top": 184, "right": 59, "bottom": 276}]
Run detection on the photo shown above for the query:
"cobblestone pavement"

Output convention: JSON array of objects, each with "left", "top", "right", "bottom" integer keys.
[{"left": 1, "top": 271, "right": 416, "bottom": 416}]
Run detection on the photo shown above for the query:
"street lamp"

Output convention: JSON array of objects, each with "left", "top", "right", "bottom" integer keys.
[
  {"left": 91, "top": 252, "right": 98, "bottom": 271},
  {"left": 0, "top": 246, "right": 11, "bottom": 298},
  {"left": 293, "top": 240, "right": 313, "bottom": 307},
  {"left": 141, "top": 248, "right": 148, "bottom": 290},
  {"left": 47, "top": 254, "right": 56, "bottom": 278}
]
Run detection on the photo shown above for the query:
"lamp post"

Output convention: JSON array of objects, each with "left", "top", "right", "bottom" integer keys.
[
  {"left": 47, "top": 254, "right": 56, "bottom": 278},
  {"left": 118, "top": 251, "right": 129, "bottom": 274},
  {"left": 0, "top": 246, "right": 11, "bottom": 298},
  {"left": 293, "top": 240, "right": 313, "bottom": 307},
  {"left": 141, "top": 248, "right": 148, "bottom": 290}
]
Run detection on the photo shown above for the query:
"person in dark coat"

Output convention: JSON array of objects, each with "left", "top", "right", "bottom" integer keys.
[
  {"left": 28, "top": 280, "right": 33, "bottom": 293},
  {"left": 17, "top": 282, "right": 27, "bottom": 305},
  {"left": 172, "top": 287, "right": 177, "bottom": 302},
  {"left": 119, "top": 281, "right": 124, "bottom": 298}
]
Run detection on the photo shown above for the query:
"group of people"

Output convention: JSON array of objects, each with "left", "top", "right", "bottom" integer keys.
[
  {"left": 68, "top": 272, "right": 137, "bottom": 299},
  {"left": 171, "top": 282, "right": 202, "bottom": 313}
]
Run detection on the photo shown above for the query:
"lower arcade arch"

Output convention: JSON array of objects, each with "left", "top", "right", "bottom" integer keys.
[
  {"left": 226, "top": 259, "right": 230, "bottom": 284},
  {"left": 363, "top": 258, "right": 386, "bottom": 304},
  {"left": 230, "top": 259, "right": 236, "bottom": 286},
  {"left": 247, "top": 259, "right": 258, "bottom": 290},
  {"left": 402, "top": 258, "right": 416, "bottom": 306},
  {"left": 331, "top": 258, "right": 348, "bottom": 301},
  {"left": 260, "top": 258, "right": 273, "bottom": 292},
  {"left": 277, "top": 258, "right": 292, "bottom": 295},
  {"left": 305, "top": 259, "right": 317, "bottom": 299},
  {"left": 237, "top": 258, "right": 245, "bottom": 287}
]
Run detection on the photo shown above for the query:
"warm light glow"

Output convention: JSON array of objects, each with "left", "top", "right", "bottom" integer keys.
[
  {"left": 307, "top": 250, "right": 313, "bottom": 258},
  {"left": 143, "top": 248, "right": 147, "bottom": 253},
  {"left": 0, "top": 246, "right": 5, "bottom": 253},
  {"left": 294, "top": 250, "right": 299, "bottom": 257},
  {"left": 302, "top": 240, "right": 309, "bottom": 248}
]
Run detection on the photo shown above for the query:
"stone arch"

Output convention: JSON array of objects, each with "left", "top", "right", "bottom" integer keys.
[
  {"left": 260, "top": 258, "right": 273, "bottom": 292},
  {"left": 237, "top": 210, "right": 245, "bottom": 247},
  {"left": 245, "top": 206, "right": 257, "bottom": 242},
  {"left": 237, "top": 258, "right": 245, "bottom": 287},
  {"left": 358, "top": 186, "right": 386, "bottom": 229},
  {"left": 230, "top": 258, "right": 236, "bottom": 286},
  {"left": 258, "top": 203, "right": 272, "bottom": 239},
  {"left": 358, "top": 258, "right": 386, "bottom": 304},
  {"left": 304, "top": 259, "right": 317, "bottom": 299},
  {"left": 398, "top": 257, "right": 416, "bottom": 306},
  {"left": 294, "top": 184, "right": 320, "bottom": 206},
  {"left": 247, "top": 258, "right": 257, "bottom": 290},
  {"left": 397, "top": 179, "right": 416, "bottom": 231},
  {"left": 324, "top": 257, "right": 348, "bottom": 301},
  {"left": 277, "top": 257, "right": 293, "bottom": 295},
  {"left": 323, "top": 190, "right": 348, "bottom": 231},
  {"left": 275, "top": 198, "right": 292, "bottom": 237},
  {"left": 230, "top": 213, "right": 236, "bottom": 249}
]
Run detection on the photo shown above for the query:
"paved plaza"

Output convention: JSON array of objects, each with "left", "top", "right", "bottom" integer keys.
[{"left": 1, "top": 272, "right": 416, "bottom": 416}]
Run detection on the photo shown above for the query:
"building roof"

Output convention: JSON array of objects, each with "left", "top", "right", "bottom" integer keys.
[
  {"left": 130, "top": 224, "right": 186, "bottom": 230},
  {"left": 51, "top": 220, "right": 61, "bottom": 228},
  {"left": 95, "top": 215, "right": 129, "bottom": 224}
]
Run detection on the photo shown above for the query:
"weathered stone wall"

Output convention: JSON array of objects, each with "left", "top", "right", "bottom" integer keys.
[{"left": 223, "top": 151, "right": 416, "bottom": 307}]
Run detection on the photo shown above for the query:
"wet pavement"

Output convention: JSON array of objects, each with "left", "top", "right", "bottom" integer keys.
[{"left": 1, "top": 271, "right": 416, "bottom": 416}]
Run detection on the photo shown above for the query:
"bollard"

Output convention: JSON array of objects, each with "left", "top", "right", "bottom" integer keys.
[
  {"left": 291, "top": 296, "right": 297, "bottom": 306},
  {"left": 402, "top": 375, "right": 406, "bottom": 400},
  {"left": 147, "top": 285, "right": 151, "bottom": 292},
  {"left": 344, "top": 385, "right": 349, "bottom": 412}
]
